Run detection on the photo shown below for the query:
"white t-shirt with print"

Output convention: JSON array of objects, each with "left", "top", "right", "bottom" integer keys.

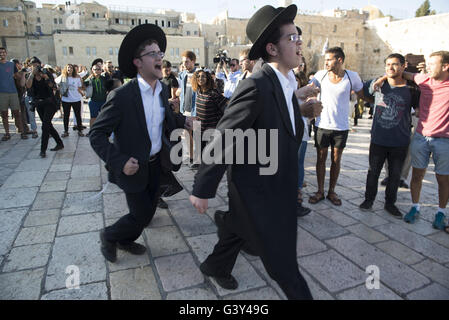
[
  {"left": 312, "top": 69, "right": 363, "bottom": 131},
  {"left": 61, "top": 77, "right": 82, "bottom": 103}
]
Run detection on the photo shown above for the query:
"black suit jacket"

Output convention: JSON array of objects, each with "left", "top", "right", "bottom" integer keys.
[
  {"left": 89, "top": 78, "right": 186, "bottom": 193},
  {"left": 192, "top": 64, "right": 304, "bottom": 273}
]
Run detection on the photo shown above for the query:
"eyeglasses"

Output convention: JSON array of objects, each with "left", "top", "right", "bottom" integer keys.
[
  {"left": 285, "top": 34, "right": 302, "bottom": 43},
  {"left": 230, "top": 64, "right": 236, "bottom": 67},
  {"left": 93, "top": 68, "right": 101, "bottom": 71},
  {"left": 138, "top": 51, "right": 165, "bottom": 59}
]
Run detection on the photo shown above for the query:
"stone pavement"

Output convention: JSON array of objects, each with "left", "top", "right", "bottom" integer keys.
[{"left": 1, "top": 110, "right": 449, "bottom": 300}]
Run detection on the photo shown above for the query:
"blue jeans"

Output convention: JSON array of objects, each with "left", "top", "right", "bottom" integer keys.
[
  {"left": 298, "top": 141, "right": 308, "bottom": 189},
  {"left": 24, "top": 95, "right": 37, "bottom": 131}
]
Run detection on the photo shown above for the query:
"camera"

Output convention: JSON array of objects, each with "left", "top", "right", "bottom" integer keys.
[
  {"left": 36, "top": 66, "right": 48, "bottom": 75},
  {"left": 213, "top": 50, "right": 231, "bottom": 65}
]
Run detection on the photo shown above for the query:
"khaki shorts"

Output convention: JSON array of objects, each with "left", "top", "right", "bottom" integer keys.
[{"left": 0, "top": 92, "right": 20, "bottom": 112}]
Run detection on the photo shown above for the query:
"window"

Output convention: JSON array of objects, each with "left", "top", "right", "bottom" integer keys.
[
  {"left": 115, "top": 18, "right": 119, "bottom": 24},
  {"left": 175, "top": 48, "right": 179, "bottom": 57},
  {"left": 92, "top": 13, "right": 95, "bottom": 18},
  {"left": 37, "top": 17, "right": 41, "bottom": 23},
  {"left": 138, "top": 19, "right": 141, "bottom": 25},
  {"left": 195, "top": 48, "right": 200, "bottom": 56},
  {"left": 69, "top": 47, "right": 73, "bottom": 55},
  {"left": 36, "top": 26, "right": 41, "bottom": 33},
  {"left": 54, "top": 18, "right": 57, "bottom": 24},
  {"left": 155, "top": 20, "right": 158, "bottom": 26},
  {"left": 355, "top": 43, "right": 359, "bottom": 52},
  {"left": 109, "top": 47, "right": 113, "bottom": 55},
  {"left": 92, "top": 47, "right": 96, "bottom": 55},
  {"left": 216, "top": 32, "right": 219, "bottom": 36},
  {"left": 194, "top": 31, "right": 198, "bottom": 36},
  {"left": 186, "top": 31, "right": 190, "bottom": 36},
  {"left": 96, "top": 13, "right": 99, "bottom": 18},
  {"left": 333, "top": 25, "right": 337, "bottom": 32},
  {"left": 59, "top": 18, "right": 63, "bottom": 24},
  {"left": 131, "top": 19, "right": 135, "bottom": 25},
  {"left": 161, "top": 20, "right": 164, "bottom": 27},
  {"left": 168, "top": 21, "right": 171, "bottom": 27},
  {"left": 170, "top": 48, "right": 174, "bottom": 56},
  {"left": 3, "top": 19, "right": 8, "bottom": 27},
  {"left": 86, "top": 47, "right": 90, "bottom": 56},
  {"left": 115, "top": 47, "right": 119, "bottom": 55},
  {"left": 63, "top": 47, "right": 68, "bottom": 56},
  {"left": 145, "top": 19, "right": 148, "bottom": 24},
  {"left": 340, "top": 43, "right": 344, "bottom": 50}
]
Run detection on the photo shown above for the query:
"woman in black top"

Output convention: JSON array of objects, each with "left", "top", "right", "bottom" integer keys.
[{"left": 25, "top": 58, "right": 63, "bottom": 158}]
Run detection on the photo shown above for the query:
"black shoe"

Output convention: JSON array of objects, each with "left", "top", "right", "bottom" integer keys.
[
  {"left": 157, "top": 198, "right": 168, "bottom": 209},
  {"left": 39, "top": 151, "right": 46, "bottom": 158},
  {"left": 100, "top": 230, "right": 117, "bottom": 262},
  {"left": 200, "top": 262, "right": 238, "bottom": 290},
  {"left": 380, "top": 177, "right": 388, "bottom": 186},
  {"left": 399, "top": 180, "right": 409, "bottom": 189},
  {"left": 117, "top": 242, "right": 147, "bottom": 255},
  {"left": 384, "top": 203, "right": 403, "bottom": 219},
  {"left": 73, "top": 126, "right": 77, "bottom": 131},
  {"left": 214, "top": 210, "right": 228, "bottom": 239},
  {"left": 297, "top": 203, "right": 311, "bottom": 217},
  {"left": 50, "top": 143, "right": 64, "bottom": 151},
  {"left": 359, "top": 200, "right": 373, "bottom": 211}
]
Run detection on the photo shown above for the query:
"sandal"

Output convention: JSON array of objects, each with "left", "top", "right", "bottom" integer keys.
[
  {"left": 31, "top": 131, "right": 38, "bottom": 139},
  {"left": 326, "top": 192, "right": 342, "bottom": 206},
  {"left": 297, "top": 189, "right": 303, "bottom": 204},
  {"left": 78, "top": 131, "right": 85, "bottom": 137},
  {"left": 1, "top": 133, "right": 11, "bottom": 141},
  {"left": 309, "top": 191, "right": 325, "bottom": 204},
  {"left": 21, "top": 133, "right": 28, "bottom": 139},
  {"left": 61, "top": 132, "right": 69, "bottom": 138}
]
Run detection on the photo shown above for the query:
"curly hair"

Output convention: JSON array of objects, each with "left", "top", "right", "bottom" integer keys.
[{"left": 191, "top": 70, "right": 214, "bottom": 93}]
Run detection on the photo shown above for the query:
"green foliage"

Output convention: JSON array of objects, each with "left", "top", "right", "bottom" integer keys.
[{"left": 415, "top": 0, "right": 436, "bottom": 17}]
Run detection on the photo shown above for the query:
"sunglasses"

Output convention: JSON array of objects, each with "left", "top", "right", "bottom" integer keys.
[{"left": 230, "top": 64, "right": 236, "bottom": 67}]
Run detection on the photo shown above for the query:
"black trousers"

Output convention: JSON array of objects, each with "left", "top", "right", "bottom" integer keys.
[
  {"left": 104, "top": 157, "right": 161, "bottom": 244},
  {"left": 365, "top": 142, "right": 408, "bottom": 204},
  {"left": 35, "top": 101, "right": 63, "bottom": 153},
  {"left": 203, "top": 181, "right": 313, "bottom": 300},
  {"left": 62, "top": 101, "right": 82, "bottom": 132}
]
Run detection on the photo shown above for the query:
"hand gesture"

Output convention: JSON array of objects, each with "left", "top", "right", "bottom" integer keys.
[
  {"left": 184, "top": 116, "right": 197, "bottom": 130},
  {"left": 373, "top": 77, "right": 385, "bottom": 92},
  {"left": 123, "top": 157, "right": 139, "bottom": 176},
  {"left": 295, "top": 83, "right": 320, "bottom": 100},
  {"left": 300, "top": 98, "right": 322, "bottom": 119},
  {"left": 190, "top": 195, "right": 208, "bottom": 214}
]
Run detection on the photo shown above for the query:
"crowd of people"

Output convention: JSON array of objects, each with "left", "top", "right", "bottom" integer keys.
[{"left": 1, "top": 3, "right": 448, "bottom": 300}]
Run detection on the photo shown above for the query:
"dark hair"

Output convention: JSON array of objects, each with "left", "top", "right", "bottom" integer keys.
[
  {"left": 181, "top": 50, "right": 196, "bottom": 62},
  {"left": 430, "top": 51, "right": 449, "bottom": 65},
  {"left": 230, "top": 58, "right": 239, "bottom": 66},
  {"left": 134, "top": 39, "right": 159, "bottom": 58},
  {"left": 191, "top": 70, "right": 214, "bottom": 93},
  {"left": 91, "top": 58, "right": 103, "bottom": 67},
  {"left": 307, "top": 71, "right": 316, "bottom": 79},
  {"left": 385, "top": 53, "right": 405, "bottom": 65},
  {"left": 162, "top": 60, "right": 172, "bottom": 68},
  {"left": 260, "top": 19, "right": 294, "bottom": 62},
  {"left": 0, "top": 47, "right": 6, "bottom": 52},
  {"left": 326, "top": 47, "right": 345, "bottom": 62},
  {"left": 11, "top": 59, "right": 20, "bottom": 65},
  {"left": 30, "top": 56, "right": 41, "bottom": 65}
]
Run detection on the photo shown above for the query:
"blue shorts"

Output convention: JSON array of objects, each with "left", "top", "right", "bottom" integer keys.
[
  {"left": 411, "top": 132, "right": 449, "bottom": 175},
  {"left": 88, "top": 100, "right": 105, "bottom": 118}
]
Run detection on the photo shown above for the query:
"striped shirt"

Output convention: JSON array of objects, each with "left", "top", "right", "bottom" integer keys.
[{"left": 195, "top": 89, "right": 228, "bottom": 131}]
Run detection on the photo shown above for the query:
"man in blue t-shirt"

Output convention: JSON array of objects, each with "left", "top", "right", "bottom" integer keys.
[
  {"left": 0, "top": 47, "right": 27, "bottom": 141},
  {"left": 359, "top": 53, "right": 419, "bottom": 218}
]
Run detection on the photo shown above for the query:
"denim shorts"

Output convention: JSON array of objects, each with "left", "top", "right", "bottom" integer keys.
[{"left": 411, "top": 132, "right": 449, "bottom": 175}]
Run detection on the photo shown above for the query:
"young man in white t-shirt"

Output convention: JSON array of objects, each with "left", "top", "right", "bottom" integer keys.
[{"left": 310, "top": 47, "right": 365, "bottom": 206}]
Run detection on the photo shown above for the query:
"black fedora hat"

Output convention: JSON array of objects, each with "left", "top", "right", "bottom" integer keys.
[
  {"left": 246, "top": 4, "right": 297, "bottom": 60},
  {"left": 118, "top": 23, "right": 167, "bottom": 78}
]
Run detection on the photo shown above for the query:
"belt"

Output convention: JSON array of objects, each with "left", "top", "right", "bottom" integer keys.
[{"left": 149, "top": 152, "right": 160, "bottom": 163}]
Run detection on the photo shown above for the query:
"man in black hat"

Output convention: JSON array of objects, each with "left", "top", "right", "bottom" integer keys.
[
  {"left": 89, "top": 24, "right": 193, "bottom": 263},
  {"left": 190, "top": 4, "right": 321, "bottom": 299}
]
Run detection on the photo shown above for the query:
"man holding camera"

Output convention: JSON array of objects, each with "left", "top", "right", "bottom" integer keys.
[
  {"left": 215, "top": 57, "right": 242, "bottom": 99},
  {"left": 0, "top": 47, "right": 28, "bottom": 141},
  {"left": 26, "top": 57, "right": 63, "bottom": 157}
]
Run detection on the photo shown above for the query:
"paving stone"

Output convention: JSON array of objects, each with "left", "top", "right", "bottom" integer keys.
[
  {"left": 343, "top": 209, "right": 389, "bottom": 227},
  {"left": 296, "top": 226, "right": 328, "bottom": 257},
  {"left": 15, "top": 158, "right": 53, "bottom": 172},
  {"left": 57, "top": 212, "right": 104, "bottom": 236},
  {"left": 110, "top": 266, "right": 161, "bottom": 300},
  {"left": 49, "top": 164, "right": 72, "bottom": 172},
  {"left": 41, "top": 282, "right": 108, "bottom": 300},
  {"left": 377, "top": 208, "right": 441, "bottom": 236},
  {"left": 316, "top": 209, "right": 358, "bottom": 227},
  {"left": 147, "top": 208, "right": 174, "bottom": 228},
  {"left": 169, "top": 200, "right": 217, "bottom": 237},
  {"left": 2, "top": 170, "right": 46, "bottom": 188},
  {"left": 39, "top": 180, "right": 68, "bottom": 192},
  {"left": 62, "top": 192, "right": 103, "bottom": 216},
  {"left": 0, "top": 187, "right": 38, "bottom": 209},
  {"left": 406, "top": 283, "right": 449, "bottom": 300},
  {"left": 0, "top": 268, "right": 45, "bottom": 299},
  {"left": 297, "top": 211, "right": 349, "bottom": 240},
  {"left": 14, "top": 224, "right": 57, "bottom": 246},
  {"left": 66, "top": 177, "right": 102, "bottom": 192},
  {"left": 375, "top": 223, "right": 449, "bottom": 264},
  {"left": 32, "top": 192, "right": 65, "bottom": 210},
  {"left": 102, "top": 182, "right": 123, "bottom": 194},
  {"left": 427, "top": 232, "right": 449, "bottom": 249},
  {"left": 326, "top": 235, "right": 430, "bottom": 294},
  {"left": 223, "top": 287, "right": 281, "bottom": 300},
  {"left": 107, "top": 236, "right": 151, "bottom": 273},
  {"left": 3, "top": 243, "right": 51, "bottom": 272},
  {"left": 337, "top": 284, "right": 402, "bottom": 300},
  {"left": 23, "top": 209, "right": 60, "bottom": 227},
  {"left": 144, "top": 226, "right": 189, "bottom": 257},
  {"left": 103, "top": 192, "right": 128, "bottom": 219},
  {"left": 166, "top": 287, "right": 218, "bottom": 300},
  {"left": 375, "top": 241, "right": 425, "bottom": 265},
  {"left": 346, "top": 224, "right": 389, "bottom": 243},
  {"left": 298, "top": 250, "right": 366, "bottom": 293},
  {"left": 412, "top": 260, "right": 449, "bottom": 289},
  {"left": 73, "top": 152, "right": 100, "bottom": 166},
  {"left": 71, "top": 165, "right": 100, "bottom": 178},
  {"left": 45, "top": 232, "right": 106, "bottom": 291},
  {"left": 0, "top": 208, "right": 29, "bottom": 256},
  {"left": 186, "top": 233, "right": 218, "bottom": 262},
  {"left": 155, "top": 253, "right": 204, "bottom": 292},
  {"left": 45, "top": 171, "right": 71, "bottom": 181}
]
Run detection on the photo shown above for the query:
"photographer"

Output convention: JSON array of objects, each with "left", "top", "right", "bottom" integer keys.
[
  {"left": 26, "top": 57, "right": 63, "bottom": 158},
  {"left": 215, "top": 55, "right": 241, "bottom": 98}
]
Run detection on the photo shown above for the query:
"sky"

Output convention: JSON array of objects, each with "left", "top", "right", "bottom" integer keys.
[{"left": 33, "top": 0, "right": 449, "bottom": 23}]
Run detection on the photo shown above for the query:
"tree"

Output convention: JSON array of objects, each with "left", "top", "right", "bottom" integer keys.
[{"left": 415, "top": 0, "right": 436, "bottom": 17}]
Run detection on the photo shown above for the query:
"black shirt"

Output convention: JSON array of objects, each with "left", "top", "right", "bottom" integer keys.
[
  {"left": 31, "top": 76, "right": 53, "bottom": 99},
  {"left": 161, "top": 73, "right": 179, "bottom": 99}
]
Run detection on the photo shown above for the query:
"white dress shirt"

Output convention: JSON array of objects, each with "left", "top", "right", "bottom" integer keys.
[
  {"left": 222, "top": 70, "right": 242, "bottom": 99},
  {"left": 267, "top": 63, "right": 297, "bottom": 136},
  {"left": 137, "top": 74, "right": 165, "bottom": 156}
]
